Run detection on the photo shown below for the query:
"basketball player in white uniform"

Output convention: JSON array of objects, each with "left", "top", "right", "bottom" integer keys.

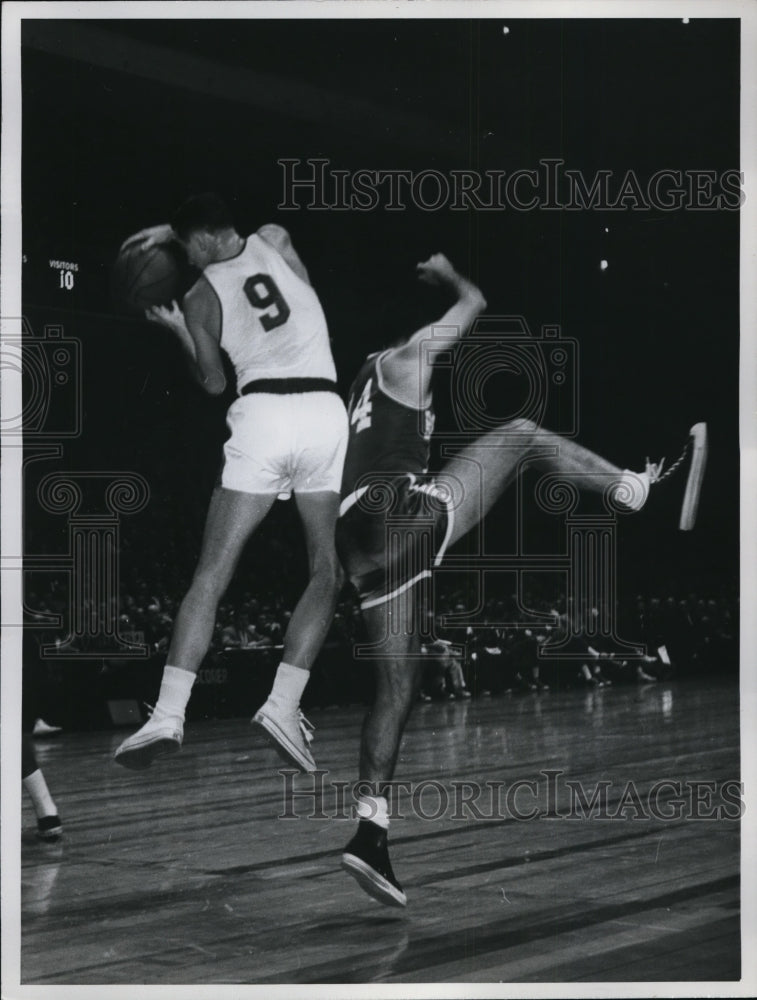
[{"left": 114, "top": 193, "right": 348, "bottom": 773}]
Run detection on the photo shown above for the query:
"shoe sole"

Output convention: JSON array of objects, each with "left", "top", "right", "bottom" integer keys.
[
  {"left": 341, "top": 853, "right": 407, "bottom": 907},
  {"left": 679, "top": 422, "right": 708, "bottom": 530},
  {"left": 114, "top": 736, "right": 181, "bottom": 770},
  {"left": 252, "top": 712, "right": 316, "bottom": 773}
]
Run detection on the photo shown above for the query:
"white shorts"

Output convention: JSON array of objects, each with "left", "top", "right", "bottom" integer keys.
[{"left": 221, "top": 391, "right": 348, "bottom": 497}]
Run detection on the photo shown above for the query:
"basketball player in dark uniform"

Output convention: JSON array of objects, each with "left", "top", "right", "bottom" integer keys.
[{"left": 336, "top": 253, "right": 707, "bottom": 906}]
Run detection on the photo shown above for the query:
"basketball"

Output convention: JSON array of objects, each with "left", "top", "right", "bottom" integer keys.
[{"left": 111, "top": 240, "right": 192, "bottom": 315}]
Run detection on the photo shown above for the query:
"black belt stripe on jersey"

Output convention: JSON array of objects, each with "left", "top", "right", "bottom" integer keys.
[{"left": 240, "top": 378, "right": 339, "bottom": 396}]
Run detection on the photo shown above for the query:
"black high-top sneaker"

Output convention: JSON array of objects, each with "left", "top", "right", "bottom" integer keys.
[{"left": 342, "top": 820, "right": 407, "bottom": 907}]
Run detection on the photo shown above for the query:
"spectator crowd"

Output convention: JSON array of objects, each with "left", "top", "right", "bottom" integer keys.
[{"left": 25, "top": 558, "right": 738, "bottom": 713}]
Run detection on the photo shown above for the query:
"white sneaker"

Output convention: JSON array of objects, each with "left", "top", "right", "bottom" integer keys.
[
  {"left": 622, "top": 423, "right": 708, "bottom": 527},
  {"left": 114, "top": 714, "right": 183, "bottom": 770},
  {"left": 252, "top": 700, "right": 317, "bottom": 773},
  {"left": 678, "top": 423, "right": 708, "bottom": 530},
  {"left": 32, "top": 718, "right": 63, "bottom": 737}
]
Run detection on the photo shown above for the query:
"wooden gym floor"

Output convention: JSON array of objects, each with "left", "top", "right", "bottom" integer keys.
[{"left": 20, "top": 677, "right": 740, "bottom": 986}]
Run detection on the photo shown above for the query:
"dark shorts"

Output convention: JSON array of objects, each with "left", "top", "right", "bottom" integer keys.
[{"left": 336, "top": 473, "right": 455, "bottom": 610}]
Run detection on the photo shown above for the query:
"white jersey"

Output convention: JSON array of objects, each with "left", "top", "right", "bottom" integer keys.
[{"left": 202, "top": 233, "right": 337, "bottom": 391}]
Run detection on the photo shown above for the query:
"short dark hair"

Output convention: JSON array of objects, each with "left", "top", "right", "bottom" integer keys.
[{"left": 171, "top": 192, "right": 234, "bottom": 241}]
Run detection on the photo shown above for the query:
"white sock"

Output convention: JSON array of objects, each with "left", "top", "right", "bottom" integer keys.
[
  {"left": 268, "top": 662, "right": 309, "bottom": 710},
  {"left": 152, "top": 665, "right": 196, "bottom": 722},
  {"left": 23, "top": 769, "right": 57, "bottom": 819},
  {"left": 618, "top": 469, "right": 650, "bottom": 511},
  {"left": 356, "top": 794, "right": 389, "bottom": 830}
]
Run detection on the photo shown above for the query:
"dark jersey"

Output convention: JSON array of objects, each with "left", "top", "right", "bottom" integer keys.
[{"left": 340, "top": 351, "right": 435, "bottom": 499}]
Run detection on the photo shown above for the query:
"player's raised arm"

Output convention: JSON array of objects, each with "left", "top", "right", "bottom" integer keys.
[
  {"left": 381, "top": 253, "right": 486, "bottom": 404},
  {"left": 146, "top": 278, "right": 226, "bottom": 395},
  {"left": 257, "top": 223, "right": 311, "bottom": 285},
  {"left": 411, "top": 253, "right": 487, "bottom": 351},
  {"left": 119, "top": 223, "right": 176, "bottom": 254}
]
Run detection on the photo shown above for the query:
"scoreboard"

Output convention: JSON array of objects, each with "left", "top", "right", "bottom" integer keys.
[{"left": 22, "top": 236, "right": 118, "bottom": 317}]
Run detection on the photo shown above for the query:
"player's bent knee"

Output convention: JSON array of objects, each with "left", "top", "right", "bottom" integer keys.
[
  {"left": 498, "top": 417, "right": 538, "bottom": 434},
  {"left": 496, "top": 417, "right": 542, "bottom": 446}
]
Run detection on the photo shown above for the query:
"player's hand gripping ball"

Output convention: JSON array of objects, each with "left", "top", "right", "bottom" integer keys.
[{"left": 111, "top": 237, "right": 194, "bottom": 316}]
